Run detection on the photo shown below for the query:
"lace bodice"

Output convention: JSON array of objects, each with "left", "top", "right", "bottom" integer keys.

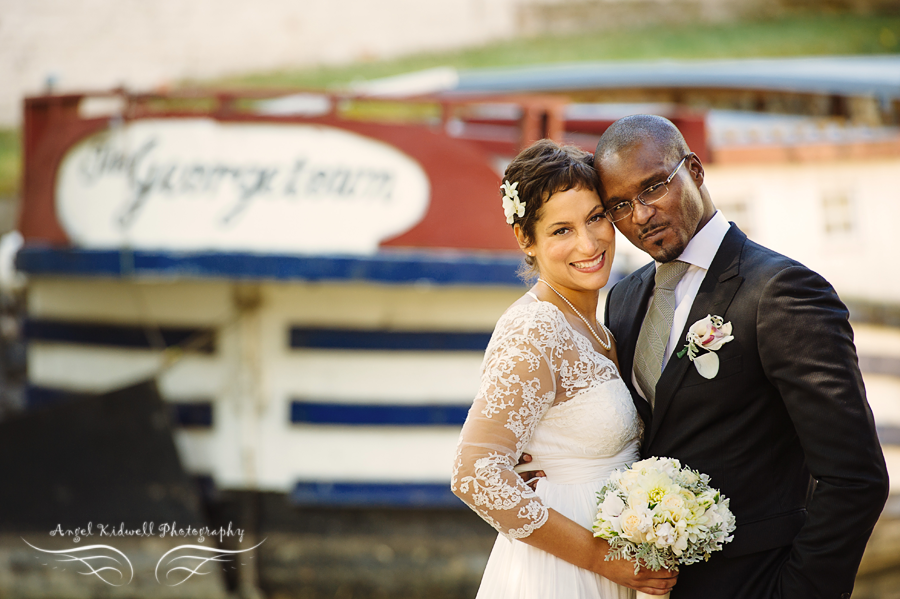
[{"left": 451, "top": 300, "right": 642, "bottom": 540}]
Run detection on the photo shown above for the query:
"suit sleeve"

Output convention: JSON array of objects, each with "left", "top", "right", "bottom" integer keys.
[
  {"left": 757, "top": 265, "right": 889, "bottom": 599},
  {"left": 603, "top": 283, "right": 615, "bottom": 330}
]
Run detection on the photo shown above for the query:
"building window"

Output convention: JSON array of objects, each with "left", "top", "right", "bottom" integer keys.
[
  {"left": 822, "top": 191, "right": 855, "bottom": 236},
  {"left": 717, "top": 198, "right": 753, "bottom": 239}
]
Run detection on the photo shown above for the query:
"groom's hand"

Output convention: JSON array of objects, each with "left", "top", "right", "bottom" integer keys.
[
  {"left": 515, "top": 453, "right": 546, "bottom": 489},
  {"left": 599, "top": 557, "right": 678, "bottom": 596}
]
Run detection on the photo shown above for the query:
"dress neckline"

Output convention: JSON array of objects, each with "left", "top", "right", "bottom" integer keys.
[{"left": 516, "top": 298, "right": 616, "bottom": 367}]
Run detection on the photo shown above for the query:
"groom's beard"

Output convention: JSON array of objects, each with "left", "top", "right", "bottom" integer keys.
[
  {"left": 637, "top": 222, "right": 685, "bottom": 263},
  {"left": 636, "top": 190, "right": 704, "bottom": 264}
]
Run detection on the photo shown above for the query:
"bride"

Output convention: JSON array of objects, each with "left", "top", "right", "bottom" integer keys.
[{"left": 451, "top": 140, "right": 676, "bottom": 598}]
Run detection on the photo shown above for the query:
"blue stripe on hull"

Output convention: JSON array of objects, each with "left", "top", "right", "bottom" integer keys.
[
  {"left": 24, "top": 319, "right": 215, "bottom": 352},
  {"left": 290, "top": 327, "right": 491, "bottom": 351},
  {"left": 16, "top": 247, "right": 526, "bottom": 286},
  {"left": 291, "top": 481, "right": 465, "bottom": 508},
  {"left": 170, "top": 403, "right": 214, "bottom": 428},
  {"left": 290, "top": 400, "right": 469, "bottom": 426},
  {"left": 25, "top": 385, "right": 78, "bottom": 410},
  {"left": 25, "top": 385, "right": 213, "bottom": 427}
]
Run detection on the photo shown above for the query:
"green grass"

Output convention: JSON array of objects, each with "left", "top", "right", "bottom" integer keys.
[
  {"left": 0, "top": 129, "right": 21, "bottom": 198},
  {"left": 209, "top": 13, "right": 900, "bottom": 90}
]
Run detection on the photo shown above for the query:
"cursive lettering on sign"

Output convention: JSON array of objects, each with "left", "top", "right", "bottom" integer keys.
[
  {"left": 56, "top": 120, "right": 430, "bottom": 254},
  {"left": 75, "top": 135, "right": 398, "bottom": 229}
]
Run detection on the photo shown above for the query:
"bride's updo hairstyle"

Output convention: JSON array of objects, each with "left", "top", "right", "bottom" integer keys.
[{"left": 502, "top": 139, "right": 601, "bottom": 276}]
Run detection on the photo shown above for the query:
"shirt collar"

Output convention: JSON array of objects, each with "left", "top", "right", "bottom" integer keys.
[{"left": 656, "top": 210, "right": 731, "bottom": 271}]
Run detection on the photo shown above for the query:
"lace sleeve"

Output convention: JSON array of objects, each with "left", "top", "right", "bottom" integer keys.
[{"left": 451, "top": 305, "right": 559, "bottom": 539}]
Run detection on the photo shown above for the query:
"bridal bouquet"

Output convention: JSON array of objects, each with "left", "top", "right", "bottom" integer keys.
[{"left": 593, "top": 457, "right": 735, "bottom": 580}]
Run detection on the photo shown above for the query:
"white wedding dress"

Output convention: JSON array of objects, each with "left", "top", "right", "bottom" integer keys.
[{"left": 452, "top": 300, "right": 641, "bottom": 599}]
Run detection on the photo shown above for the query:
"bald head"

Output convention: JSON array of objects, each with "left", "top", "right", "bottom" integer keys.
[{"left": 595, "top": 114, "right": 689, "bottom": 164}]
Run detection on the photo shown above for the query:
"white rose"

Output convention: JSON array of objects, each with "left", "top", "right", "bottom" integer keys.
[
  {"left": 619, "top": 509, "right": 644, "bottom": 541},
  {"left": 619, "top": 470, "right": 642, "bottom": 492},
  {"left": 627, "top": 487, "right": 650, "bottom": 510},
  {"left": 619, "top": 507, "right": 653, "bottom": 542},
  {"left": 660, "top": 493, "right": 685, "bottom": 512}
]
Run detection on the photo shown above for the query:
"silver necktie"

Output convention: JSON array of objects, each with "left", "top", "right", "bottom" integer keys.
[{"left": 634, "top": 260, "right": 690, "bottom": 408}]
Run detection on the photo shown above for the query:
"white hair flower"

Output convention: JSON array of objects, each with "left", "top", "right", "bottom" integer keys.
[{"left": 501, "top": 180, "right": 525, "bottom": 224}]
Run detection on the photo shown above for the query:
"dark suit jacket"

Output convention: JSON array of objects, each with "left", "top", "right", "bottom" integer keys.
[{"left": 604, "top": 225, "right": 889, "bottom": 599}]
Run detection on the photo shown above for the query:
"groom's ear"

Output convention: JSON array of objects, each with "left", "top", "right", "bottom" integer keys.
[{"left": 687, "top": 152, "right": 705, "bottom": 187}]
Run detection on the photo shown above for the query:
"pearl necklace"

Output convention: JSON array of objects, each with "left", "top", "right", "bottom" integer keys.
[{"left": 537, "top": 278, "right": 611, "bottom": 351}]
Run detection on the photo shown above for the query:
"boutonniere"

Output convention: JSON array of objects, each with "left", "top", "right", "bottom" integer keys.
[{"left": 676, "top": 315, "right": 734, "bottom": 379}]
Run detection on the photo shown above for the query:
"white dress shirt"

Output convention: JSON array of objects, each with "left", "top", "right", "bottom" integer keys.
[{"left": 633, "top": 210, "right": 731, "bottom": 400}]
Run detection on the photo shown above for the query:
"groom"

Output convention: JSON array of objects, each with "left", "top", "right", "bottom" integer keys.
[{"left": 595, "top": 115, "right": 889, "bottom": 598}]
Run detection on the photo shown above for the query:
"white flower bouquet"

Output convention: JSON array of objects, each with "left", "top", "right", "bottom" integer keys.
[{"left": 593, "top": 457, "right": 736, "bottom": 597}]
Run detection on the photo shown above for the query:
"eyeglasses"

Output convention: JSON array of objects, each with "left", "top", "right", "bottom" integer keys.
[{"left": 604, "top": 154, "right": 692, "bottom": 223}]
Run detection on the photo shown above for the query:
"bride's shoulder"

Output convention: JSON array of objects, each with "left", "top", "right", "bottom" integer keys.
[
  {"left": 493, "top": 298, "right": 567, "bottom": 340},
  {"left": 500, "top": 296, "right": 560, "bottom": 319}
]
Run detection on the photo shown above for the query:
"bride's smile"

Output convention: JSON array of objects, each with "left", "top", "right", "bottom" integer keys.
[{"left": 570, "top": 251, "right": 606, "bottom": 272}]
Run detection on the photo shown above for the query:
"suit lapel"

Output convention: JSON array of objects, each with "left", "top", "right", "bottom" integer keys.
[
  {"left": 615, "top": 264, "right": 656, "bottom": 429},
  {"left": 645, "top": 225, "right": 747, "bottom": 449}
]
